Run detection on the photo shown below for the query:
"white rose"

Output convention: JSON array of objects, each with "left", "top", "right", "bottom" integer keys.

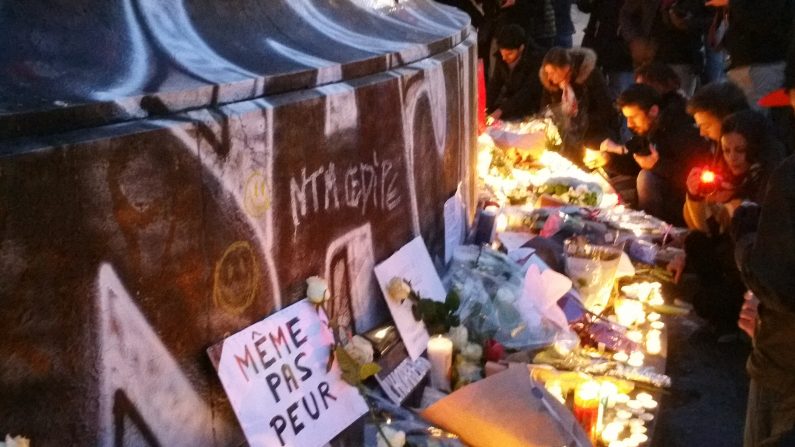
[
  {"left": 4, "top": 435, "right": 31, "bottom": 447},
  {"left": 306, "top": 276, "right": 328, "bottom": 304},
  {"left": 377, "top": 426, "right": 406, "bottom": 447},
  {"left": 447, "top": 325, "right": 469, "bottom": 351},
  {"left": 455, "top": 360, "right": 483, "bottom": 385},
  {"left": 387, "top": 277, "right": 411, "bottom": 303},
  {"left": 344, "top": 335, "right": 374, "bottom": 365},
  {"left": 462, "top": 342, "right": 483, "bottom": 362}
]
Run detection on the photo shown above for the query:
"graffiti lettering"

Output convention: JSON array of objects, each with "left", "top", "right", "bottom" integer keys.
[{"left": 289, "top": 153, "right": 403, "bottom": 227}]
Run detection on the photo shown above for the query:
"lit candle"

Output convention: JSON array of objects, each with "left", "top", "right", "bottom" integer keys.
[
  {"left": 627, "top": 330, "right": 644, "bottom": 343},
  {"left": 627, "top": 400, "right": 644, "bottom": 413},
  {"left": 647, "top": 312, "right": 661, "bottom": 322},
  {"left": 616, "top": 409, "right": 633, "bottom": 420},
  {"left": 641, "top": 399, "right": 658, "bottom": 410},
  {"left": 615, "top": 298, "right": 645, "bottom": 327},
  {"left": 640, "top": 413, "right": 655, "bottom": 422},
  {"left": 426, "top": 335, "right": 453, "bottom": 391},
  {"left": 614, "top": 351, "right": 629, "bottom": 362},
  {"left": 495, "top": 213, "right": 508, "bottom": 233},
  {"left": 646, "top": 337, "right": 662, "bottom": 355},
  {"left": 616, "top": 393, "right": 631, "bottom": 404},
  {"left": 636, "top": 392, "right": 653, "bottom": 402},
  {"left": 574, "top": 380, "right": 602, "bottom": 444},
  {"left": 651, "top": 321, "right": 665, "bottom": 330},
  {"left": 628, "top": 351, "right": 644, "bottom": 367}
]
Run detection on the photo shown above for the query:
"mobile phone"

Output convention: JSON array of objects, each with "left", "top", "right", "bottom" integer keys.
[{"left": 626, "top": 138, "right": 651, "bottom": 156}]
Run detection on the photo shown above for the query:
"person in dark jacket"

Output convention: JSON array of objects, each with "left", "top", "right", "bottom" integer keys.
[
  {"left": 577, "top": 0, "right": 634, "bottom": 98},
  {"left": 553, "top": 0, "right": 575, "bottom": 48},
  {"left": 487, "top": 25, "right": 544, "bottom": 121},
  {"left": 729, "top": 27, "right": 795, "bottom": 446},
  {"left": 539, "top": 46, "right": 620, "bottom": 164},
  {"left": 602, "top": 83, "right": 710, "bottom": 225},
  {"left": 619, "top": 0, "right": 711, "bottom": 96},
  {"left": 706, "top": 0, "right": 793, "bottom": 106},
  {"left": 677, "top": 111, "right": 784, "bottom": 339}
]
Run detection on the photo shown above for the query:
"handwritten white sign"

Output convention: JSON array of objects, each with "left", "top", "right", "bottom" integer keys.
[
  {"left": 211, "top": 299, "right": 368, "bottom": 447},
  {"left": 443, "top": 185, "right": 466, "bottom": 264},
  {"left": 374, "top": 236, "right": 447, "bottom": 360}
]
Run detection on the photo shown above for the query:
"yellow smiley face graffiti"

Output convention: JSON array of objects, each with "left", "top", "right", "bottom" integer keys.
[
  {"left": 213, "top": 241, "right": 259, "bottom": 314},
  {"left": 243, "top": 171, "right": 270, "bottom": 217}
]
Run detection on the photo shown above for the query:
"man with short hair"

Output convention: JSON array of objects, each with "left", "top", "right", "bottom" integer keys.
[
  {"left": 601, "top": 83, "right": 710, "bottom": 225},
  {"left": 486, "top": 25, "right": 543, "bottom": 122}
]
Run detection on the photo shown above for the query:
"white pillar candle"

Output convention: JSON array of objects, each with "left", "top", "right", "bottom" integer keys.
[{"left": 427, "top": 335, "right": 453, "bottom": 391}]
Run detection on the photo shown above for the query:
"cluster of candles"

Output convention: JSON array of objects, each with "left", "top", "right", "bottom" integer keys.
[
  {"left": 569, "top": 380, "right": 658, "bottom": 446},
  {"left": 611, "top": 282, "right": 667, "bottom": 364},
  {"left": 600, "top": 391, "right": 658, "bottom": 447}
]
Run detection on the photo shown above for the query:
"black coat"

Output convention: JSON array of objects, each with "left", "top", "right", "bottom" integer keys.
[
  {"left": 735, "top": 155, "right": 795, "bottom": 404},
  {"left": 724, "top": 0, "right": 793, "bottom": 68},
  {"left": 487, "top": 45, "right": 544, "bottom": 120},
  {"left": 577, "top": 0, "right": 633, "bottom": 72}
]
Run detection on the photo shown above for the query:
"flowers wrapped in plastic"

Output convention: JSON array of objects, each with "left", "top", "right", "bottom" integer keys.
[
  {"left": 564, "top": 237, "right": 624, "bottom": 314},
  {"left": 445, "top": 245, "right": 562, "bottom": 350}
]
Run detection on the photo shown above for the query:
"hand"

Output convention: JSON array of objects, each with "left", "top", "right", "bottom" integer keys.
[
  {"left": 666, "top": 252, "right": 686, "bottom": 283},
  {"left": 584, "top": 150, "right": 608, "bottom": 169},
  {"left": 706, "top": 186, "right": 734, "bottom": 204},
  {"left": 633, "top": 145, "right": 659, "bottom": 170},
  {"left": 486, "top": 109, "right": 502, "bottom": 126},
  {"left": 600, "top": 138, "right": 625, "bottom": 155},
  {"left": 738, "top": 290, "right": 759, "bottom": 338},
  {"left": 705, "top": 0, "right": 728, "bottom": 7},
  {"left": 686, "top": 167, "right": 703, "bottom": 196},
  {"left": 724, "top": 199, "right": 743, "bottom": 218}
]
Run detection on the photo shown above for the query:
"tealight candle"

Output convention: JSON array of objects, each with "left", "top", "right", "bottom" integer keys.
[
  {"left": 647, "top": 312, "right": 661, "bottom": 322},
  {"left": 630, "top": 433, "right": 649, "bottom": 444},
  {"left": 640, "top": 413, "right": 655, "bottom": 422},
  {"left": 614, "top": 351, "right": 629, "bottom": 362},
  {"left": 616, "top": 393, "right": 631, "bottom": 404},
  {"left": 646, "top": 338, "right": 662, "bottom": 355},
  {"left": 641, "top": 399, "right": 658, "bottom": 410},
  {"left": 426, "top": 335, "right": 453, "bottom": 391},
  {"left": 636, "top": 392, "right": 653, "bottom": 402},
  {"left": 615, "top": 298, "right": 645, "bottom": 327},
  {"left": 627, "top": 330, "right": 644, "bottom": 343},
  {"left": 651, "top": 321, "right": 665, "bottom": 330},
  {"left": 628, "top": 351, "right": 645, "bottom": 367},
  {"left": 627, "top": 400, "right": 644, "bottom": 412},
  {"left": 631, "top": 425, "right": 648, "bottom": 435},
  {"left": 616, "top": 410, "right": 632, "bottom": 420}
]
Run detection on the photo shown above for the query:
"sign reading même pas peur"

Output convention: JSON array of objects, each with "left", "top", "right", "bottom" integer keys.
[{"left": 209, "top": 299, "right": 368, "bottom": 447}]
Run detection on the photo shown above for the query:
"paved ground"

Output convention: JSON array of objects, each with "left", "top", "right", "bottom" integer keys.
[{"left": 652, "top": 313, "right": 751, "bottom": 447}]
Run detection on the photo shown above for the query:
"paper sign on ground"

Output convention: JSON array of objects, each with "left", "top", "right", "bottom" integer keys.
[
  {"left": 374, "top": 236, "right": 447, "bottom": 360},
  {"left": 209, "top": 299, "right": 368, "bottom": 447},
  {"left": 443, "top": 185, "right": 466, "bottom": 264},
  {"left": 522, "top": 263, "right": 572, "bottom": 330}
]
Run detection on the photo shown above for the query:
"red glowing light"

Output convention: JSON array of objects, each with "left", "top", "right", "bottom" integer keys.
[{"left": 700, "top": 170, "right": 716, "bottom": 183}]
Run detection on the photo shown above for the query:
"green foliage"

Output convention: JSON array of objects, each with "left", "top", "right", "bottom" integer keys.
[
  {"left": 411, "top": 289, "right": 461, "bottom": 335},
  {"left": 335, "top": 346, "right": 382, "bottom": 386}
]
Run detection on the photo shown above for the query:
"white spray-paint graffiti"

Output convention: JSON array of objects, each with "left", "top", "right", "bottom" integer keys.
[
  {"left": 288, "top": 154, "right": 402, "bottom": 228},
  {"left": 323, "top": 223, "right": 383, "bottom": 334},
  {"left": 79, "top": 33, "right": 474, "bottom": 446},
  {"left": 97, "top": 263, "right": 234, "bottom": 446}
]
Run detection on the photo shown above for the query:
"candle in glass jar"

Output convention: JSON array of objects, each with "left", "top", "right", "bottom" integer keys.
[
  {"left": 574, "top": 380, "right": 602, "bottom": 444},
  {"left": 427, "top": 335, "right": 453, "bottom": 391}
]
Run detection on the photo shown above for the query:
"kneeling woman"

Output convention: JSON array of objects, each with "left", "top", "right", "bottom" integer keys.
[
  {"left": 678, "top": 110, "right": 784, "bottom": 338},
  {"left": 539, "top": 47, "right": 620, "bottom": 164}
]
